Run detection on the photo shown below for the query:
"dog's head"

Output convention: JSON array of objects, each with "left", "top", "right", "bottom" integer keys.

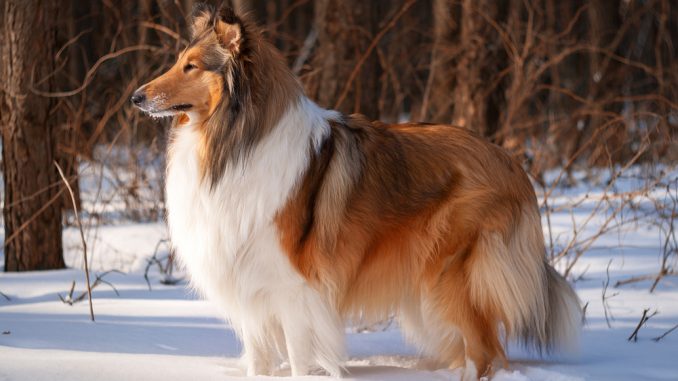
[
  {"left": 131, "top": 4, "right": 244, "bottom": 123},
  {"left": 133, "top": 3, "right": 300, "bottom": 184}
]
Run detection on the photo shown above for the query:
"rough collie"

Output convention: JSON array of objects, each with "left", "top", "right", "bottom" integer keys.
[{"left": 132, "top": 3, "right": 581, "bottom": 379}]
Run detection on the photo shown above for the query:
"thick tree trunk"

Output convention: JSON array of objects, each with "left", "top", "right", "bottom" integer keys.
[
  {"left": 306, "top": 0, "right": 384, "bottom": 119},
  {"left": 1, "top": 0, "right": 65, "bottom": 271}
]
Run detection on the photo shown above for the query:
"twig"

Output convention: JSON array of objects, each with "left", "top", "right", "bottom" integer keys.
[
  {"left": 554, "top": 137, "right": 654, "bottom": 277},
  {"left": 0, "top": 290, "right": 11, "bottom": 301},
  {"left": 602, "top": 259, "right": 618, "bottom": 328},
  {"left": 55, "top": 161, "right": 95, "bottom": 322},
  {"left": 58, "top": 270, "right": 123, "bottom": 305},
  {"left": 31, "top": 45, "right": 159, "bottom": 98},
  {"left": 628, "top": 308, "right": 658, "bottom": 342},
  {"left": 139, "top": 21, "right": 188, "bottom": 45},
  {"left": 615, "top": 273, "right": 668, "bottom": 288},
  {"left": 651, "top": 179, "right": 678, "bottom": 292},
  {"left": 58, "top": 281, "right": 77, "bottom": 305},
  {"left": 614, "top": 177, "right": 678, "bottom": 291},
  {"left": 267, "top": 0, "right": 312, "bottom": 31},
  {"left": 3, "top": 189, "right": 66, "bottom": 246},
  {"left": 74, "top": 271, "right": 123, "bottom": 302},
  {"left": 144, "top": 239, "right": 169, "bottom": 291},
  {"left": 144, "top": 239, "right": 182, "bottom": 290},
  {"left": 333, "top": 0, "right": 417, "bottom": 110},
  {"left": 652, "top": 324, "right": 678, "bottom": 342},
  {"left": 56, "top": 28, "right": 93, "bottom": 61}
]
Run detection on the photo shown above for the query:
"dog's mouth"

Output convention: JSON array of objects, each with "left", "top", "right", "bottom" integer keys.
[
  {"left": 170, "top": 104, "right": 193, "bottom": 111},
  {"left": 145, "top": 104, "right": 194, "bottom": 118}
]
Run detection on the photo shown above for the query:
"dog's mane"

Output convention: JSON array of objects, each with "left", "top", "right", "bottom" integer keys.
[{"left": 196, "top": 5, "right": 302, "bottom": 187}]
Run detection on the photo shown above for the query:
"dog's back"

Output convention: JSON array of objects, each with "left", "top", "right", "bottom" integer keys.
[{"left": 276, "top": 115, "right": 582, "bottom": 378}]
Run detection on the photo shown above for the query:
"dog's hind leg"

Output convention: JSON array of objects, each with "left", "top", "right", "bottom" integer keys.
[
  {"left": 423, "top": 246, "right": 507, "bottom": 380},
  {"left": 399, "top": 294, "right": 465, "bottom": 369}
]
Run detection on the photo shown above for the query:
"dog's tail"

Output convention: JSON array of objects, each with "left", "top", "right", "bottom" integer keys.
[
  {"left": 539, "top": 262, "right": 582, "bottom": 352},
  {"left": 469, "top": 205, "right": 582, "bottom": 353}
]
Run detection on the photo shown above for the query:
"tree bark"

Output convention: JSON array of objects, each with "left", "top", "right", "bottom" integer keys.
[{"left": 1, "top": 0, "right": 65, "bottom": 271}]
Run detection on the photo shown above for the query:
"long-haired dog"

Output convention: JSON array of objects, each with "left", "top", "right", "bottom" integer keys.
[{"left": 132, "top": 4, "right": 581, "bottom": 379}]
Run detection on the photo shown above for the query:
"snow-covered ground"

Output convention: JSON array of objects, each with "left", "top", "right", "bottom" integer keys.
[{"left": 1, "top": 164, "right": 677, "bottom": 380}]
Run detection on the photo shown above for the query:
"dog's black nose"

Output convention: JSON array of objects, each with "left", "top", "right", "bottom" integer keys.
[{"left": 131, "top": 91, "right": 146, "bottom": 106}]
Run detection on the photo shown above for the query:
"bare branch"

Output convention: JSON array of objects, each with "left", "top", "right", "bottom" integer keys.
[{"left": 55, "top": 161, "right": 94, "bottom": 322}]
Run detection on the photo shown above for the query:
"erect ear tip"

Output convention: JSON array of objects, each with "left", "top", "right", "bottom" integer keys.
[{"left": 218, "top": 5, "right": 239, "bottom": 24}]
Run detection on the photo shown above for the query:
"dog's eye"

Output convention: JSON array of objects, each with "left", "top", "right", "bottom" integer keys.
[{"left": 183, "top": 63, "right": 197, "bottom": 73}]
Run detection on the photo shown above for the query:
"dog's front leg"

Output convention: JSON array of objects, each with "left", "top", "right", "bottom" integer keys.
[
  {"left": 278, "top": 310, "right": 314, "bottom": 376},
  {"left": 240, "top": 324, "right": 272, "bottom": 376},
  {"left": 278, "top": 287, "right": 345, "bottom": 377}
]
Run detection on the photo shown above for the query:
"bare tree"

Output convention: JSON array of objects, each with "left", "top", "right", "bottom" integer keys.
[
  {"left": 419, "top": 0, "right": 457, "bottom": 124},
  {"left": 305, "top": 0, "right": 386, "bottom": 119},
  {"left": 1, "top": 0, "right": 65, "bottom": 271}
]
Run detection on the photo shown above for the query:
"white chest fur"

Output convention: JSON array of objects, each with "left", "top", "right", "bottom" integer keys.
[
  {"left": 165, "top": 99, "right": 349, "bottom": 377},
  {"left": 164, "top": 98, "right": 331, "bottom": 316}
]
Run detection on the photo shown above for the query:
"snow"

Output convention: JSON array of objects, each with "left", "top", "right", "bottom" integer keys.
[{"left": 1, "top": 164, "right": 677, "bottom": 380}]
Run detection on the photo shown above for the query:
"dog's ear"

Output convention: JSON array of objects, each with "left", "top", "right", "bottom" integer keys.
[
  {"left": 190, "top": 3, "right": 215, "bottom": 40},
  {"left": 214, "top": 6, "right": 242, "bottom": 54}
]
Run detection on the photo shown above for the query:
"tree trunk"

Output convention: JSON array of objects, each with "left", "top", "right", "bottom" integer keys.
[
  {"left": 419, "top": 0, "right": 457, "bottom": 123},
  {"left": 306, "top": 0, "right": 384, "bottom": 119},
  {"left": 451, "top": 0, "right": 503, "bottom": 137},
  {"left": 377, "top": 0, "right": 431, "bottom": 123},
  {"left": 585, "top": 0, "right": 625, "bottom": 166},
  {"left": 1, "top": 0, "right": 65, "bottom": 271}
]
